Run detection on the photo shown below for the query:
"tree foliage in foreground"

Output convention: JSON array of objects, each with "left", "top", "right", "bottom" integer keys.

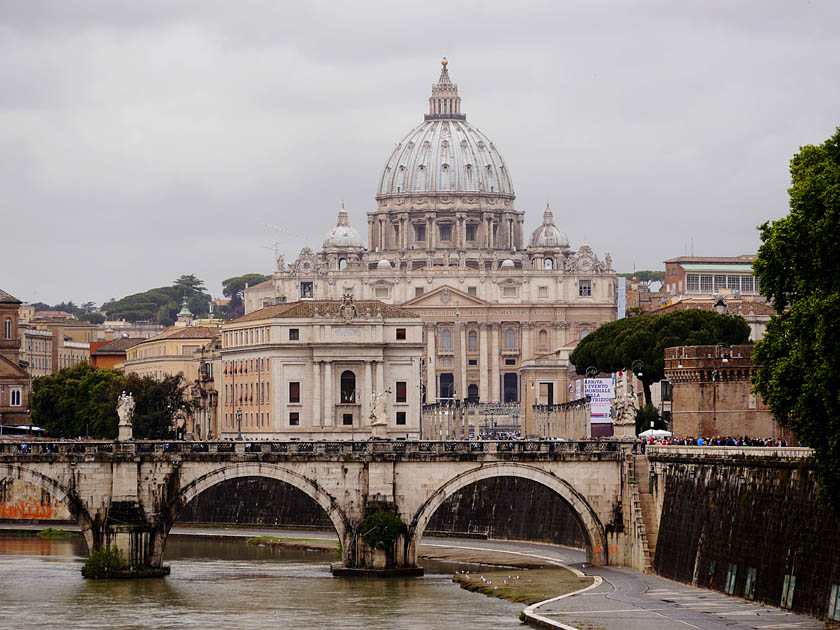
[
  {"left": 31, "top": 363, "right": 192, "bottom": 439},
  {"left": 570, "top": 309, "right": 751, "bottom": 405},
  {"left": 752, "top": 126, "right": 840, "bottom": 513}
]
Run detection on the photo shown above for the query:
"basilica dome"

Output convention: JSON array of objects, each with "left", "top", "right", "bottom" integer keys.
[
  {"left": 323, "top": 205, "right": 363, "bottom": 249},
  {"left": 377, "top": 60, "right": 514, "bottom": 198},
  {"left": 529, "top": 204, "right": 569, "bottom": 249}
]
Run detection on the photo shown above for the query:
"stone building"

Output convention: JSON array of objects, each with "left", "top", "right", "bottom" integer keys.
[
  {"left": 664, "top": 344, "right": 793, "bottom": 441},
  {"left": 219, "top": 299, "right": 424, "bottom": 440},
  {"left": 0, "top": 289, "right": 30, "bottom": 427},
  {"left": 19, "top": 327, "right": 53, "bottom": 378},
  {"left": 120, "top": 325, "right": 221, "bottom": 382},
  {"left": 89, "top": 338, "right": 144, "bottom": 370},
  {"left": 246, "top": 60, "right": 617, "bottom": 434}
]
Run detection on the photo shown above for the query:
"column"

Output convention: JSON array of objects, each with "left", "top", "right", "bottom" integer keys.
[
  {"left": 313, "top": 361, "right": 322, "bottom": 427},
  {"left": 429, "top": 218, "right": 436, "bottom": 249},
  {"left": 521, "top": 324, "right": 531, "bottom": 362},
  {"left": 368, "top": 216, "right": 375, "bottom": 252},
  {"left": 479, "top": 324, "right": 489, "bottom": 401},
  {"left": 324, "top": 361, "right": 333, "bottom": 426},
  {"left": 375, "top": 359, "right": 385, "bottom": 399},
  {"left": 426, "top": 325, "right": 436, "bottom": 403},
  {"left": 491, "top": 325, "right": 500, "bottom": 402},
  {"left": 458, "top": 326, "right": 467, "bottom": 401},
  {"left": 363, "top": 361, "right": 372, "bottom": 425}
]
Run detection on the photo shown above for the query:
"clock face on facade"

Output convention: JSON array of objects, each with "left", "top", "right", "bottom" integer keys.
[
  {"left": 301, "top": 260, "right": 313, "bottom": 272},
  {"left": 578, "top": 256, "right": 593, "bottom": 272}
]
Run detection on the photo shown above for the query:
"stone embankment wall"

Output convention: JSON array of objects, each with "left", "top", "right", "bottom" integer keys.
[{"left": 648, "top": 450, "right": 840, "bottom": 619}]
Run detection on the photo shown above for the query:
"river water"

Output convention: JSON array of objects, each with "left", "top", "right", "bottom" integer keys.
[{"left": 0, "top": 536, "right": 522, "bottom": 629}]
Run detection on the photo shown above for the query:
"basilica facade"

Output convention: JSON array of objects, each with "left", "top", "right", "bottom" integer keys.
[{"left": 245, "top": 60, "right": 617, "bottom": 435}]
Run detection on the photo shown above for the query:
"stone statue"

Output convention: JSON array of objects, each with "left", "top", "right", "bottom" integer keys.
[
  {"left": 605, "top": 253, "right": 612, "bottom": 270},
  {"left": 276, "top": 253, "right": 285, "bottom": 272},
  {"left": 369, "top": 387, "right": 392, "bottom": 427},
  {"left": 116, "top": 391, "right": 135, "bottom": 441}
]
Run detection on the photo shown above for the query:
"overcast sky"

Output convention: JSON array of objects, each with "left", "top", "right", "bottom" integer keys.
[{"left": 2, "top": 0, "right": 838, "bottom": 306}]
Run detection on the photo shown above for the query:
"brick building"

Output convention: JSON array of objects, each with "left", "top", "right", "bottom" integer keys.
[
  {"left": 664, "top": 344, "right": 793, "bottom": 441},
  {"left": 0, "top": 289, "right": 30, "bottom": 427}
]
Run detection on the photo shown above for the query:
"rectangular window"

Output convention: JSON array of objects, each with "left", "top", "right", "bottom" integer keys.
[
  {"left": 467, "top": 287, "right": 477, "bottom": 296},
  {"left": 396, "top": 328, "right": 406, "bottom": 340},
  {"left": 686, "top": 274, "right": 699, "bottom": 292},
  {"left": 415, "top": 225, "right": 426, "bottom": 242},
  {"left": 744, "top": 568, "right": 757, "bottom": 601},
  {"left": 396, "top": 411, "right": 406, "bottom": 425},
  {"left": 289, "top": 412, "right": 299, "bottom": 426},
  {"left": 741, "top": 275, "right": 755, "bottom": 293},
  {"left": 289, "top": 328, "right": 299, "bottom": 340},
  {"left": 465, "top": 224, "right": 476, "bottom": 241},
  {"left": 538, "top": 286, "right": 548, "bottom": 298},
  {"left": 415, "top": 287, "right": 424, "bottom": 297},
  {"left": 10, "top": 387, "right": 22, "bottom": 406},
  {"left": 300, "top": 282, "right": 313, "bottom": 298},
  {"left": 375, "top": 286, "right": 389, "bottom": 298},
  {"left": 396, "top": 381, "right": 407, "bottom": 403},
  {"left": 505, "top": 358, "right": 516, "bottom": 365},
  {"left": 343, "top": 413, "right": 353, "bottom": 426},
  {"left": 727, "top": 275, "right": 740, "bottom": 291},
  {"left": 502, "top": 285, "right": 517, "bottom": 298},
  {"left": 714, "top": 275, "right": 727, "bottom": 291},
  {"left": 700, "top": 274, "right": 713, "bottom": 293},
  {"left": 579, "top": 280, "right": 592, "bottom": 297},
  {"left": 289, "top": 382, "right": 300, "bottom": 404},
  {"left": 468, "top": 359, "right": 477, "bottom": 366},
  {"left": 439, "top": 224, "right": 452, "bottom": 241}
]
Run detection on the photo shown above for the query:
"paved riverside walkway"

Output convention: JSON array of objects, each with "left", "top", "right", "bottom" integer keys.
[{"left": 0, "top": 524, "right": 823, "bottom": 629}]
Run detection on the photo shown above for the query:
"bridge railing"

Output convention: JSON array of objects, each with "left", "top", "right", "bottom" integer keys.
[
  {"left": 646, "top": 445, "right": 814, "bottom": 459},
  {"left": 0, "top": 439, "right": 627, "bottom": 457}
]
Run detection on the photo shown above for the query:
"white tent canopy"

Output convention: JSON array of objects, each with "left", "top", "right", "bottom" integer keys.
[{"left": 638, "top": 429, "right": 672, "bottom": 438}]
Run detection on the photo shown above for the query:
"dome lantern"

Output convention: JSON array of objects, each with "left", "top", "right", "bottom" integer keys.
[
  {"left": 323, "top": 203, "right": 364, "bottom": 249},
  {"left": 529, "top": 203, "right": 569, "bottom": 249}
]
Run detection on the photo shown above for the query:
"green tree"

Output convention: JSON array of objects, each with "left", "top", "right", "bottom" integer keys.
[
  {"left": 570, "top": 309, "right": 750, "bottom": 405},
  {"left": 80, "top": 313, "right": 105, "bottom": 325},
  {"left": 104, "top": 276, "right": 212, "bottom": 326},
  {"left": 752, "top": 126, "right": 840, "bottom": 512},
  {"left": 222, "top": 273, "right": 271, "bottom": 319},
  {"left": 31, "top": 363, "right": 123, "bottom": 437},
  {"left": 31, "top": 365, "right": 193, "bottom": 439},
  {"left": 618, "top": 270, "right": 665, "bottom": 284}
]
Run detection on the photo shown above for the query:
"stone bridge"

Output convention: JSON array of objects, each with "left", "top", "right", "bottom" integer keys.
[{"left": 0, "top": 439, "right": 626, "bottom": 574}]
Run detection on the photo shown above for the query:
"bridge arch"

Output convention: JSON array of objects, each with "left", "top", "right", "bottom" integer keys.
[
  {"left": 171, "top": 463, "right": 351, "bottom": 560},
  {"left": 0, "top": 463, "right": 97, "bottom": 552},
  {"left": 408, "top": 463, "right": 608, "bottom": 565}
]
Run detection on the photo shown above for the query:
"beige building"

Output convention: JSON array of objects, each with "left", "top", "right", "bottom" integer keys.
[
  {"left": 246, "top": 60, "right": 617, "bottom": 435},
  {"left": 1, "top": 289, "right": 30, "bottom": 427},
  {"left": 219, "top": 299, "right": 424, "bottom": 440},
  {"left": 20, "top": 327, "right": 53, "bottom": 377},
  {"left": 121, "top": 325, "right": 221, "bottom": 382}
]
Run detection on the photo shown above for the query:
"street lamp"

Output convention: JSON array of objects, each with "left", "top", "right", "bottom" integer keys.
[
  {"left": 631, "top": 360, "right": 644, "bottom": 379},
  {"left": 585, "top": 366, "right": 598, "bottom": 378},
  {"left": 236, "top": 407, "right": 243, "bottom": 441}
]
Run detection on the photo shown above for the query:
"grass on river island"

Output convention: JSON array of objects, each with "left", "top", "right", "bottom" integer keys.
[{"left": 248, "top": 535, "right": 594, "bottom": 606}]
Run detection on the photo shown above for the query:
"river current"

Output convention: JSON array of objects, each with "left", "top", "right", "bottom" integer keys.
[{"left": 0, "top": 536, "right": 522, "bottom": 629}]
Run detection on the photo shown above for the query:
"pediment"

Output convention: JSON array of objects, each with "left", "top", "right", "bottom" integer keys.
[
  {"left": 0, "top": 353, "right": 27, "bottom": 378},
  {"left": 401, "top": 285, "right": 489, "bottom": 307}
]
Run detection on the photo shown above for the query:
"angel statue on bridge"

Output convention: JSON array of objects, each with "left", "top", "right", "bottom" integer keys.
[
  {"left": 116, "top": 391, "right": 135, "bottom": 441},
  {"left": 369, "top": 387, "right": 392, "bottom": 428}
]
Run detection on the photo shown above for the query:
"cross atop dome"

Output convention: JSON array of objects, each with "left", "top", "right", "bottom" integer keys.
[
  {"left": 426, "top": 58, "right": 464, "bottom": 121},
  {"left": 543, "top": 203, "right": 554, "bottom": 225}
]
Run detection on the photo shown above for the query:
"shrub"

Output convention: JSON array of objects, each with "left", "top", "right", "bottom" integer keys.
[
  {"left": 82, "top": 546, "right": 125, "bottom": 579},
  {"left": 360, "top": 510, "right": 404, "bottom": 551}
]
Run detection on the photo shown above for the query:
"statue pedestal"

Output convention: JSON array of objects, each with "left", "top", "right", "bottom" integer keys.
[
  {"left": 117, "top": 424, "right": 133, "bottom": 442},
  {"left": 371, "top": 422, "right": 388, "bottom": 439}
]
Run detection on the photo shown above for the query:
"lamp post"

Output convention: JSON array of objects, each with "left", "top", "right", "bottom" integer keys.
[
  {"left": 236, "top": 407, "right": 243, "bottom": 441},
  {"left": 585, "top": 366, "right": 598, "bottom": 378}
]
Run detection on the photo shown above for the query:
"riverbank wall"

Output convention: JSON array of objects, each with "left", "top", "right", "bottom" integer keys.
[{"left": 646, "top": 448, "right": 840, "bottom": 620}]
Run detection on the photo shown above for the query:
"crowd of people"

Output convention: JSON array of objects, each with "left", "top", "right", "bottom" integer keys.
[{"left": 633, "top": 435, "right": 800, "bottom": 453}]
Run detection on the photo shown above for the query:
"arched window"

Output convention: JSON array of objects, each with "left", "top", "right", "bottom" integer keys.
[
  {"left": 340, "top": 370, "right": 356, "bottom": 403},
  {"left": 467, "top": 384, "right": 479, "bottom": 402},
  {"left": 504, "top": 328, "right": 516, "bottom": 349},
  {"left": 544, "top": 258, "right": 554, "bottom": 270},
  {"left": 580, "top": 328, "right": 590, "bottom": 339},
  {"left": 338, "top": 258, "right": 348, "bottom": 271},
  {"left": 468, "top": 331, "right": 477, "bottom": 351},
  {"left": 3, "top": 318, "right": 10, "bottom": 339},
  {"left": 538, "top": 329, "right": 548, "bottom": 351},
  {"left": 440, "top": 329, "right": 452, "bottom": 350}
]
